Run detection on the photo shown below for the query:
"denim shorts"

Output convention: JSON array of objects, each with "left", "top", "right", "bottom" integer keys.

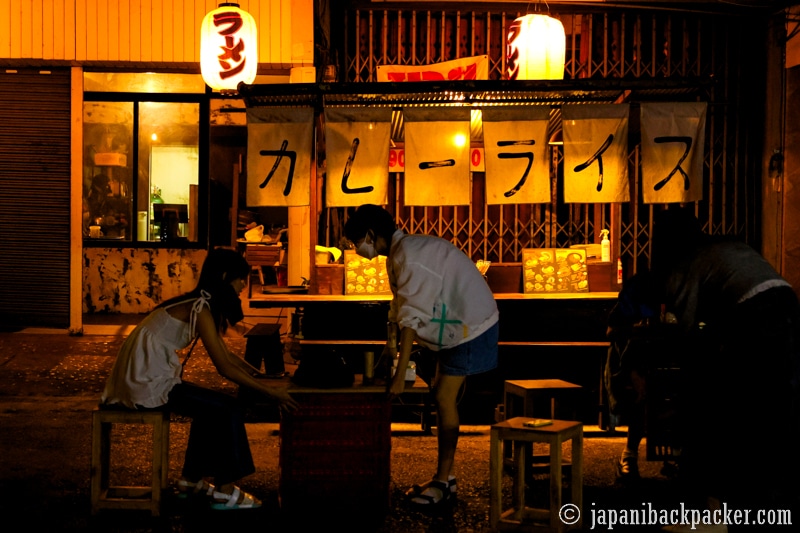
[{"left": 437, "top": 321, "right": 499, "bottom": 377}]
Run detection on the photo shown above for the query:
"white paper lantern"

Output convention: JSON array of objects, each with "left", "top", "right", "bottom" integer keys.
[
  {"left": 200, "top": 3, "right": 258, "bottom": 92},
  {"left": 507, "top": 14, "right": 566, "bottom": 81}
]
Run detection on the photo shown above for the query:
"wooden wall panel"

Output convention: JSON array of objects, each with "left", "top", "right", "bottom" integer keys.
[
  {"left": 95, "top": 0, "right": 107, "bottom": 62},
  {"left": 0, "top": 2, "right": 8, "bottom": 58},
  {"left": 8, "top": 0, "right": 21, "bottom": 57},
  {"left": 0, "top": 0, "right": 313, "bottom": 67},
  {"left": 74, "top": 0, "right": 86, "bottom": 59},
  {"left": 129, "top": 0, "right": 141, "bottom": 62},
  {"left": 117, "top": 0, "right": 129, "bottom": 61},
  {"left": 139, "top": 0, "right": 152, "bottom": 61},
  {"left": 42, "top": 0, "right": 53, "bottom": 58}
]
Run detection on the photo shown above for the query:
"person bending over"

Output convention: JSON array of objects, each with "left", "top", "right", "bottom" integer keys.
[
  {"left": 101, "top": 247, "right": 298, "bottom": 510},
  {"left": 344, "top": 204, "right": 499, "bottom": 508}
]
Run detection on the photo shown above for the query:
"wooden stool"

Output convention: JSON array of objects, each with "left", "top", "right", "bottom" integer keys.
[
  {"left": 503, "top": 379, "right": 582, "bottom": 466},
  {"left": 90, "top": 406, "right": 170, "bottom": 516},
  {"left": 244, "top": 323, "right": 285, "bottom": 377},
  {"left": 490, "top": 417, "right": 583, "bottom": 532},
  {"left": 504, "top": 379, "right": 582, "bottom": 420}
]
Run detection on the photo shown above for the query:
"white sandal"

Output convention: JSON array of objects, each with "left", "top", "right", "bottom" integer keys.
[
  {"left": 410, "top": 479, "right": 452, "bottom": 507},
  {"left": 176, "top": 479, "right": 215, "bottom": 499},
  {"left": 405, "top": 475, "right": 457, "bottom": 497},
  {"left": 210, "top": 486, "right": 261, "bottom": 510}
]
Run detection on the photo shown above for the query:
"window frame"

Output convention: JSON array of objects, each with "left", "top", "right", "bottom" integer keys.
[{"left": 83, "top": 90, "right": 210, "bottom": 249}]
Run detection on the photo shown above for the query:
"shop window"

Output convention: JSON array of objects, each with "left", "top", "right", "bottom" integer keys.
[
  {"left": 83, "top": 101, "right": 134, "bottom": 240},
  {"left": 83, "top": 93, "right": 206, "bottom": 244}
]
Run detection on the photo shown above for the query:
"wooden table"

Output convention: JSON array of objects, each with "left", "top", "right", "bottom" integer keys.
[{"left": 278, "top": 375, "right": 426, "bottom": 523}]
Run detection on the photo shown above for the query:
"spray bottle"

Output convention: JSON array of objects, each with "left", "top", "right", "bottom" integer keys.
[{"left": 600, "top": 229, "right": 611, "bottom": 263}]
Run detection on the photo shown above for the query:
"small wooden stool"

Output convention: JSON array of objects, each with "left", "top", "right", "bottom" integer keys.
[
  {"left": 90, "top": 406, "right": 170, "bottom": 516},
  {"left": 490, "top": 417, "right": 583, "bottom": 532},
  {"left": 503, "top": 379, "right": 582, "bottom": 466},
  {"left": 244, "top": 323, "right": 285, "bottom": 377},
  {"left": 504, "top": 379, "right": 582, "bottom": 420}
]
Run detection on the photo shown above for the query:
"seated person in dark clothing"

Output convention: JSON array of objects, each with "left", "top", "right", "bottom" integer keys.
[
  {"left": 652, "top": 207, "right": 800, "bottom": 511},
  {"left": 605, "top": 270, "right": 661, "bottom": 480}
]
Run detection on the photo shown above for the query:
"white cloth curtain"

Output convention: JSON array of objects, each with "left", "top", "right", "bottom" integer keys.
[
  {"left": 324, "top": 108, "right": 392, "bottom": 207},
  {"left": 640, "top": 102, "right": 707, "bottom": 204},
  {"left": 562, "top": 104, "right": 630, "bottom": 203},
  {"left": 403, "top": 107, "right": 472, "bottom": 206},
  {"left": 483, "top": 107, "right": 551, "bottom": 204},
  {"left": 246, "top": 107, "right": 314, "bottom": 206}
]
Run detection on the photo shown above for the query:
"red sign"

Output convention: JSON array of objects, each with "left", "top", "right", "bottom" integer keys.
[
  {"left": 389, "top": 148, "right": 484, "bottom": 172},
  {"left": 377, "top": 55, "right": 489, "bottom": 83}
]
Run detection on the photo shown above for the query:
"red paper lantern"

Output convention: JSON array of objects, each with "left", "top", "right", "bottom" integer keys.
[
  {"left": 200, "top": 3, "right": 258, "bottom": 92},
  {"left": 507, "top": 14, "right": 566, "bottom": 81}
]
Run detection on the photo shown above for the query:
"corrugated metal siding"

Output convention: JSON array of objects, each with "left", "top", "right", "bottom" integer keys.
[{"left": 0, "top": 68, "right": 71, "bottom": 327}]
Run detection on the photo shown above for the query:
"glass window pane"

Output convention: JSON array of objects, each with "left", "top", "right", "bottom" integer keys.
[
  {"left": 83, "top": 102, "right": 134, "bottom": 241},
  {"left": 139, "top": 102, "right": 201, "bottom": 243}
]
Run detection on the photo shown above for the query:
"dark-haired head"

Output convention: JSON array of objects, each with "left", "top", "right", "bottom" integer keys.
[
  {"left": 197, "top": 248, "right": 250, "bottom": 292},
  {"left": 198, "top": 248, "right": 250, "bottom": 331},
  {"left": 651, "top": 206, "right": 706, "bottom": 280},
  {"left": 343, "top": 204, "right": 397, "bottom": 245}
]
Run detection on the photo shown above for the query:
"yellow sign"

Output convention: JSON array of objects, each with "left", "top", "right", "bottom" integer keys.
[
  {"left": 522, "top": 248, "right": 588, "bottom": 294},
  {"left": 343, "top": 250, "right": 391, "bottom": 295}
]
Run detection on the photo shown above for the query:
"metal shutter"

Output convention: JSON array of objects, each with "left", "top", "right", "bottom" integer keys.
[{"left": 0, "top": 69, "right": 71, "bottom": 328}]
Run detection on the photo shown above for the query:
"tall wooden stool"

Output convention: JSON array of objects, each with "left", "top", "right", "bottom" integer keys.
[
  {"left": 90, "top": 406, "right": 170, "bottom": 516},
  {"left": 503, "top": 379, "right": 582, "bottom": 466},
  {"left": 490, "top": 417, "right": 583, "bottom": 532}
]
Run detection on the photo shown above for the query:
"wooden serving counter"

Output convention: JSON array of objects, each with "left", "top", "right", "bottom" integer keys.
[
  {"left": 248, "top": 291, "right": 618, "bottom": 344},
  {"left": 249, "top": 291, "right": 617, "bottom": 307},
  {"left": 249, "top": 290, "right": 619, "bottom": 427}
]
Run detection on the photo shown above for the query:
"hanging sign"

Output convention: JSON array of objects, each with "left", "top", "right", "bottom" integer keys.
[
  {"left": 200, "top": 4, "right": 258, "bottom": 92},
  {"left": 403, "top": 108, "right": 471, "bottom": 206},
  {"left": 640, "top": 102, "right": 707, "bottom": 204},
  {"left": 377, "top": 55, "right": 489, "bottom": 82},
  {"left": 562, "top": 104, "right": 630, "bottom": 203},
  {"left": 324, "top": 108, "right": 392, "bottom": 207},
  {"left": 246, "top": 107, "right": 314, "bottom": 206},
  {"left": 483, "top": 107, "right": 551, "bottom": 204}
]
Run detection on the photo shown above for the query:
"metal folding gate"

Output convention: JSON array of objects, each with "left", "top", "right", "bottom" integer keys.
[
  {"left": 318, "top": 4, "right": 765, "bottom": 274},
  {"left": 0, "top": 69, "right": 71, "bottom": 328}
]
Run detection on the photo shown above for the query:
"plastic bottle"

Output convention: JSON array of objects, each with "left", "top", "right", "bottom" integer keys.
[{"left": 600, "top": 229, "right": 611, "bottom": 262}]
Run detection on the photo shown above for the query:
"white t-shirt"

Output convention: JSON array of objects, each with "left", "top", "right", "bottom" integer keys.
[{"left": 387, "top": 230, "right": 499, "bottom": 351}]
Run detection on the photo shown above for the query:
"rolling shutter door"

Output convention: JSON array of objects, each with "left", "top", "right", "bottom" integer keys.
[{"left": 0, "top": 69, "right": 71, "bottom": 328}]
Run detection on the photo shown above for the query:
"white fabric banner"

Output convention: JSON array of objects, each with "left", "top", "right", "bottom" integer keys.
[
  {"left": 324, "top": 108, "right": 392, "bottom": 207},
  {"left": 403, "top": 108, "right": 471, "bottom": 206},
  {"left": 562, "top": 104, "right": 630, "bottom": 203},
  {"left": 377, "top": 55, "right": 489, "bottom": 82},
  {"left": 640, "top": 102, "right": 707, "bottom": 204},
  {"left": 246, "top": 107, "right": 314, "bottom": 206},
  {"left": 483, "top": 107, "right": 551, "bottom": 204}
]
